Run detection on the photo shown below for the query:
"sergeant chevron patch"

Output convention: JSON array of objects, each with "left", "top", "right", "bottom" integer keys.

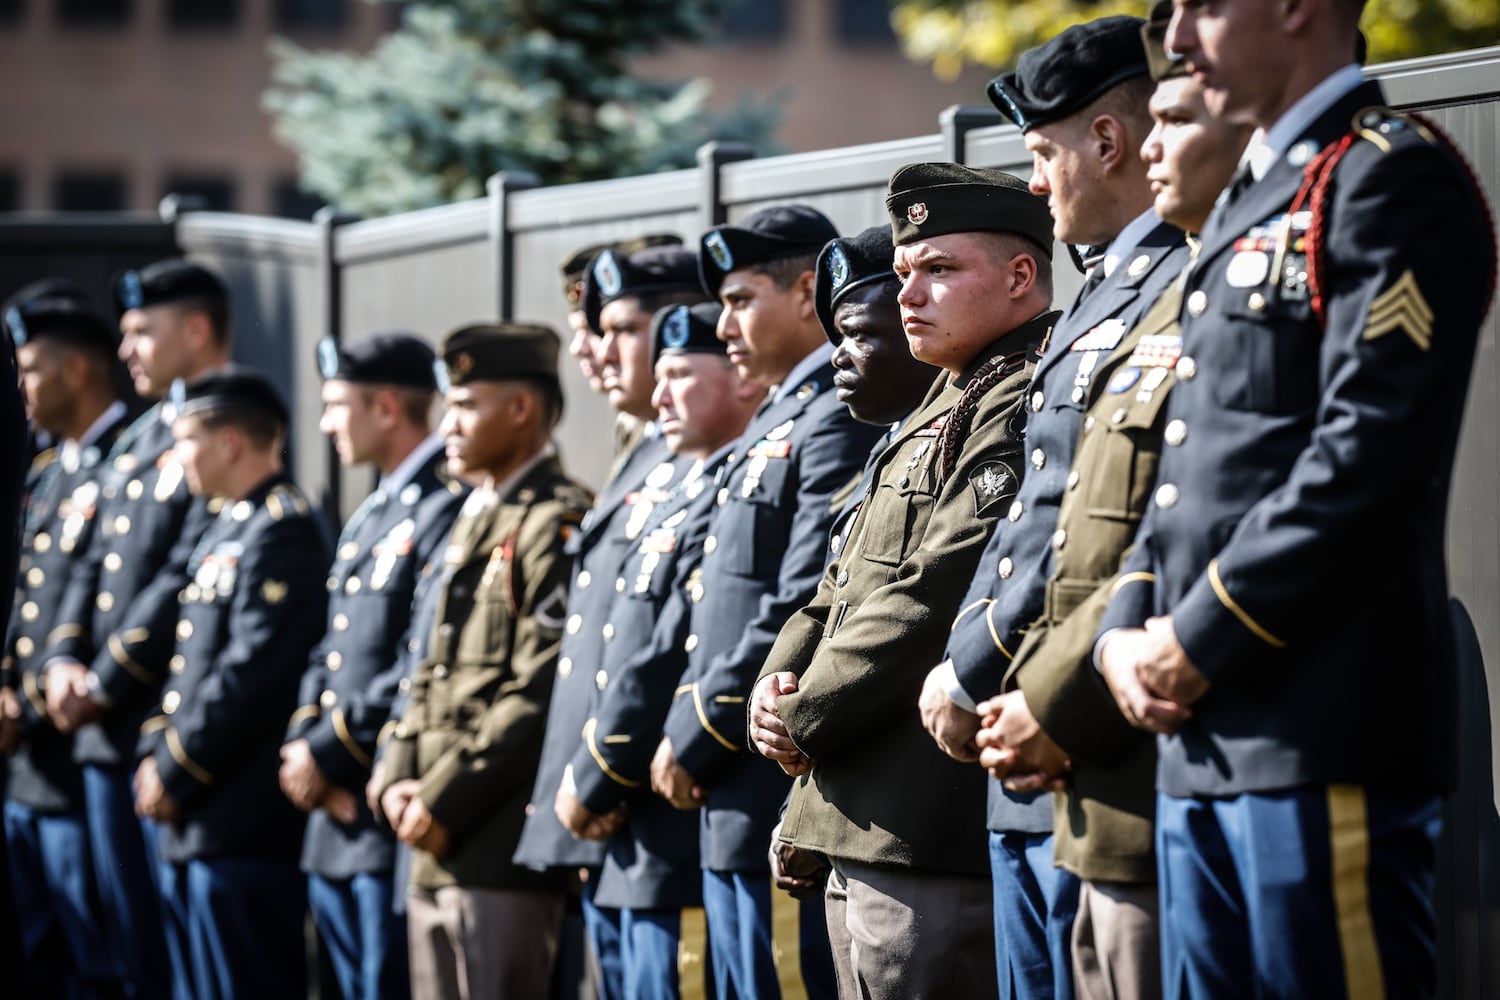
[
  {"left": 970, "top": 461, "right": 1018, "bottom": 516},
  {"left": 1363, "top": 270, "right": 1433, "bottom": 351}
]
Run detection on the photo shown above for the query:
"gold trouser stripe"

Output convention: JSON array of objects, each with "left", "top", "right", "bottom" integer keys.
[
  {"left": 108, "top": 634, "right": 154, "bottom": 685},
  {"left": 332, "top": 708, "right": 374, "bottom": 769},
  {"left": 677, "top": 905, "right": 708, "bottom": 1000},
  {"left": 691, "top": 685, "right": 740, "bottom": 752},
  {"left": 770, "top": 876, "right": 809, "bottom": 1000},
  {"left": 1328, "top": 785, "right": 1386, "bottom": 1000},
  {"left": 1110, "top": 571, "right": 1155, "bottom": 596},
  {"left": 1207, "top": 559, "right": 1286, "bottom": 649},
  {"left": 582, "top": 718, "right": 643, "bottom": 788},
  {"left": 288, "top": 705, "right": 321, "bottom": 728},
  {"left": 165, "top": 727, "right": 214, "bottom": 785},
  {"left": 985, "top": 604, "right": 1014, "bottom": 661}
]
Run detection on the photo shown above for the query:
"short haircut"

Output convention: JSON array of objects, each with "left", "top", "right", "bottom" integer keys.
[
  {"left": 515, "top": 377, "right": 564, "bottom": 430},
  {"left": 1085, "top": 75, "right": 1157, "bottom": 142},
  {"left": 197, "top": 406, "right": 284, "bottom": 450},
  {"left": 750, "top": 252, "right": 819, "bottom": 291},
  {"left": 170, "top": 297, "right": 231, "bottom": 346},
  {"left": 360, "top": 384, "right": 435, "bottom": 428},
  {"left": 982, "top": 231, "right": 1055, "bottom": 300}
]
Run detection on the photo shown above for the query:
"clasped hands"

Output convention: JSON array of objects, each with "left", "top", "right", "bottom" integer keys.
[
  {"left": 749, "top": 672, "right": 810, "bottom": 777},
  {"left": 1098, "top": 615, "right": 1209, "bottom": 736}
]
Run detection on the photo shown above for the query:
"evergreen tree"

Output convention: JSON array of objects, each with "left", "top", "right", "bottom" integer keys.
[{"left": 265, "top": 0, "right": 779, "bottom": 217}]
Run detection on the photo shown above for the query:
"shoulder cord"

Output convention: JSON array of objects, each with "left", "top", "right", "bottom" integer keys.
[{"left": 939, "top": 349, "right": 1031, "bottom": 482}]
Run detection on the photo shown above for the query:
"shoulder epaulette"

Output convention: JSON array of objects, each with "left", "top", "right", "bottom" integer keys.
[
  {"left": 1351, "top": 106, "right": 1436, "bottom": 154},
  {"left": 29, "top": 447, "right": 56, "bottom": 474},
  {"left": 265, "top": 484, "right": 311, "bottom": 521}
]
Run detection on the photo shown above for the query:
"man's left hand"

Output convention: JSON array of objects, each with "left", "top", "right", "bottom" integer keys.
[
  {"left": 278, "top": 738, "right": 329, "bottom": 811},
  {"left": 394, "top": 796, "right": 451, "bottom": 858},
  {"left": 974, "top": 690, "right": 1070, "bottom": 791},
  {"left": 1139, "top": 616, "right": 1210, "bottom": 707},
  {"left": 554, "top": 765, "right": 627, "bottom": 841},
  {"left": 919, "top": 661, "right": 982, "bottom": 762}
]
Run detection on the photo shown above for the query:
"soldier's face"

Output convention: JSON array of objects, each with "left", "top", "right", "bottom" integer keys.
[
  {"left": 717, "top": 268, "right": 816, "bottom": 388},
  {"left": 119, "top": 304, "right": 195, "bottom": 399},
  {"left": 15, "top": 338, "right": 71, "bottom": 435},
  {"left": 651, "top": 352, "right": 760, "bottom": 459},
  {"left": 1142, "top": 77, "right": 1255, "bottom": 232},
  {"left": 831, "top": 284, "right": 940, "bottom": 426},
  {"left": 172, "top": 413, "right": 231, "bottom": 497},
  {"left": 566, "top": 310, "right": 604, "bottom": 394},
  {"left": 318, "top": 378, "right": 378, "bottom": 466},
  {"left": 894, "top": 232, "right": 1035, "bottom": 375},
  {"left": 439, "top": 381, "right": 517, "bottom": 478},
  {"left": 1024, "top": 123, "right": 1107, "bottom": 247},
  {"left": 1165, "top": 0, "right": 1283, "bottom": 125},
  {"left": 597, "top": 297, "right": 658, "bottom": 420}
]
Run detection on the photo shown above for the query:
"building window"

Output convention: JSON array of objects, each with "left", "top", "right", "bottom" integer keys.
[
  {"left": 56, "top": 0, "right": 131, "bottom": 27},
  {"left": 722, "top": 0, "right": 785, "bottom": 41},
  {"left": 54, "top": 171, "right": 126, "bottom": 211},
  {"left": 162, "top": 174, "right": 236, "bottom": 213},
  {"left": 275, "top": 0, "right": 345, "bottom": 30},
  {"left": 836, "top": 0, "right": 896, "bottom": 44},
  {"left": 0, "top": 170, "right": 18, "bottom": 212},
  {"left": 273, "top": 176, "right": 325, "bottom": 220},
  {"left": 167, "top": 0, "right": 238, "bottom": 30}
]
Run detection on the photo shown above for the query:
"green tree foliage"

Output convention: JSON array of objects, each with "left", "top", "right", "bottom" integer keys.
[
  {"left": 265, "top": 0, "right": 779, "bottom": 217},
  {"left": 890, "top": 0, "right": 1500, "bottom": 78}
]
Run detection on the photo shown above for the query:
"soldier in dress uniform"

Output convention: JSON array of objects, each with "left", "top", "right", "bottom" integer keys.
[
  {"left": 1094, "top": 0, "right": 1496, "bottom": 995},
  {"left": 2, "top": 279, "right": 130, "bottom": 997},
  {"left": 560, "top": 234, "right": 683, "bottom": 402},
  {"left": 914, "top": 18, "right": 1192, "bottom": 998},
  {"left": 280, "top": 332, "right": 465, "bottom": 1000},
  {"left": 134, "top": 368, "right": 329, "bottom": 999},
  {"left": 515, "top": 244, "right": 704, "bottom": 1000},
  {"left": 553, "top": 301, "right": 764, "bottom": 998},
  {"left": 0, "top": 287, "right": 25, "bottom": 979},
  {"left": 43, "top": 258, "right": 232, "bottom": 1000},
  {"left": 650, "top": 204, "right": 884, "bottom": 1000},
  {"left": 968, "top": 19, "right": 1253, "bottom": 996},
  {"left": 749, "top": 165, "right": 1060, "bottom": 999},
  {"left": 375, "top": 323, "right": 593, "bottom": 1000}
]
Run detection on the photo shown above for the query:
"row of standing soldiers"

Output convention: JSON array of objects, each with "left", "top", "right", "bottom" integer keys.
[{"left": 3, "top": 3, "right": 1499, "bottom": 999}]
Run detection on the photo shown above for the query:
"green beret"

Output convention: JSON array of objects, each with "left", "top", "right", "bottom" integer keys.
[
  {"left": 651, "top": 302, "right": 726, "bottom": 364},
  {"left": 885, "top": 163, "right": 1054, "bottom": 251},
  {"left": 439, "top": 322, "right": 560, "bottom": 388},
  {"left": 988, "top": 16, "right": 1149, "bottom": 132},
  {"left": 814, "top": 224, "right": 898, "bottom": 345}
]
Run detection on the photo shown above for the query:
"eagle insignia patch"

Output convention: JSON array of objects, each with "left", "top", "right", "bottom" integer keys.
[{"left": 970, "top": 461, "right": 1018, "bottom": 516}]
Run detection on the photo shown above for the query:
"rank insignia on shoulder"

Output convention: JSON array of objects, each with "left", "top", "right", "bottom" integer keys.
[
  {"left": 1363, "top": 269, "right": 1433, "bottom": 351},
  {"left": 970, "top": 461, "right": 1018, "bottom": 516},
  {"left": 262, "top": 580, "right": 288, "bottom": 605}
]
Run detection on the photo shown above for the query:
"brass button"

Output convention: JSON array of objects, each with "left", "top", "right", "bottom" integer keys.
[
  {"left": 432, "top": 664, "right": 449, "bottom": 680},
  {"left": 1111, "top": 408, "right": 1127, "bottom": 424},
  {"left": 1071, "top": 387, "right": 1085, "bottom": 404},
  {"left": 170, "top": 654, "right": 185, "bottom": 675},
  {"left": 836, "top": 570, "right": 849, "bottom": 587},
  {"left": 704, "top": 536, "right": 718, "bottom": 554},
  {"left": 438, "top": 624, "right": 454, "bottom": 640},
  {"left": 1052, "top": 529, "right": 1067, "bottom": 550},
  {"left": 126, "top": 479, "right": 144, "bottom": 500},
  {"left": 33, "top": 533, "right": 51, "bottom": 553},
  {"left": 558, "top": 657, "right": 573, "bottom": 679},
  {"left": 333, "top": 613, "right": 350, "bottom": 632},
  {"left": 1008, "top": 501, "right": 1024, "bottom": 523},
  {"left": 1187, "top": 290, "right": 1208, "bottom": 317},
  {"left": 25, "top": 567, "right": 43, "bottom": 587},
  {"left": 1031, "top": 449, "right": 1045, "bottom": 470},
  {"left": 998, "top": 557, "right": 1013, "bottom": 579},
  {"left": 114, "top": 515, "right": 131, "bottom": 534},
  {"left": 97, "top": 592, "right": 114, "bottom": 612},
  {"left": 1155, "top": 483, "right": 1181, "bottom": 509},
  {"left": 398, "top": 678, "right": 411, "bottom": 695},
  {"left": 339, "top": 541, "right": 359, "bottom": 561},
  {"left": 567, "top": 614, "right": 582, "bottom": 636},
  {"left": 576, "top": 570, "right": 591, "bottom": 589},
  {"left": 602, "top": 624, "right": 616, "bottom": 642},
  {"left": 177, "top": 619, "right": 193, "bottom": 640},
  {"left": 1164, "top": 420, "right": 1188, "bottom": 447},
  {"left": 595, "top": 670, "right": 609, "bottom": 690},
  {"left": 184, "top": 584, "right": 200, "bottom": 602},
  {"left": 15, "top": 637, "right": 34, "bottom": 657},
  {"left": 1177, "top": 357, "right": 1197, "bottom": 381},
  {"left": 163, "top": 690, "right": 181, "bottom": 714},
  {"left": 327, "top": 651, "right": 343, "bottom": 671},
  {"left": 326, "top": 576, "right": 338, "bottom": 593},
  {"left": 320, "top": 690, "right": 338, "bottom": 708},
  {"left": 615, "top": 578, "right": 626, "bottom": 593},
  {"left": 684, "top": 634, "right": 699, "bottom": 653},
  {"left": 1247, "top": 292, "right": 1266, "bottom": 312},
  {"left": 20, "top": 601, "right": 38, "bottom": 622},
  {"left": 232, "top": 502, "right": 252, "bottom": 522},
  {"left": 717, "top": 488, "right": 729, "bottom": 506},
  {"left": 1066, "top": 471, "right": 1080, "bottom": 490},
  {"left": 1083, "top": 416, "right": 1096, "bottom": 432},
  {"left": 1031, "top": 391, "right": 1044, "bottom": 412},
  {"left": 345, "top": 577, "right": 361, "bottom": 594},
  {"left": 104, "top": 553, "right": 123, "bottom": 573}
]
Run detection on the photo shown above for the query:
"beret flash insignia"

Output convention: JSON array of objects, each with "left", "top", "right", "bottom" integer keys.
[
  {"left": 663, "top": 306, "right": 691, "bottom": 349},
  {"left": 827, "top": 244, "right": 851, "bottom": 290},
  {"left": 120, "top": 270, "right": 145, "bottom": 311},
  {"left": 705, "top": 231, "right": 734, "bottom": 272},
  {"left": 593, "top": 250, "right": 623, "bottom": 298},
  {"left": 5, "top": 307, "right": 25, "bottom": 347},
  {"left": 317, "top": 337, "right": 340, "bottom": 379}
]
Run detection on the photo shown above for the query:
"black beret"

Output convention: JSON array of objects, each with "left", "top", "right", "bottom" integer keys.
[
  {"left": 1142, "top": 1, "right": 1186, "bottom": 82},
  {"left": 582, "top": 245, "right": 703, "bottom": 336},
  {"left": 886, "top": 163, "right": 1054, "bottom": 251},
  {"left": 814, "top": 224, "right": 899, "bottom": 345},
  {"left": 559, "top": 233, "right": 682, "bottom": 306},
  {"left": 698, "top": 204, "right": 839, "bottom": 299},
  {"left": 4, "top": 278, "right": 117, "bottom": 354},
  {"left": 651, "top": 302, "right": 726, "bottom": 364},
  {"left": 439, "top": 322, "right": 560, "bottom": 389},
  {"left": 171, "top": 366, "right": 288, "bottom": 427},
  {"left": 316, "top": 331, "right": 437, "bottom": 391},
  {"left": 112, "top": 258, "right": 228, "bottom": 315},
  {"left": 988, "top": 16, "right": 1149, "bottom": 132}
]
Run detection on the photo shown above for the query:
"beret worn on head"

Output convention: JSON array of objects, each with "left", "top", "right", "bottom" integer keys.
[
  {"left": 651, "top": 301, "right": 727, "bottom": 364},
  {"left": 172, "top": 366, "right": 288, "bottom": 427},
  {"left": 559, "top": 233, "right": 682, "bottom": 306},
  {"left": 698, "top": 204, "right": 840, "bottom": 299},
  {"left": 112, "top": 258, "right": 228, "bottom": 316},
  {"left": 5, "top": 277, "right": 117, "bottom": 354},
  {"left": 316, "top": 331, "right": 437, "bottom": 391},
  {"left": 886, "top": 163, "right": 1055, "bottom": 251},
  {"left": 439, "top": 322, "right": 560, "bottom": 388},
  {"left": 814, "top": 224, "right": 899, "bottom": 345},
  {"left": 582, "top": 245, "right": 703, "bottom": 336},
  {"left": 1142, "top": 1, "right": 1187, "bottom": 82},
  {"left": 988, "top": 16, "right": 1149, "bottom": 132}
]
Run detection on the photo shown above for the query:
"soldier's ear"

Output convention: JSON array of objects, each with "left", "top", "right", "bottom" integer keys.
[{"left": 793, "top": 270, "right": 818, "bottom": 318}]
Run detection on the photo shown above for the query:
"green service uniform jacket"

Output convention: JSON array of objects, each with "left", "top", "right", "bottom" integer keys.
[
  {"left": 763, "top": 312, "right": 1056, "bottom": 875},
  {"left": 378, "top": 452, "right": 592, "bottom": 891},
  {"left": 1003, "top": 274, "right": 1188, "bottom": 885}
]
